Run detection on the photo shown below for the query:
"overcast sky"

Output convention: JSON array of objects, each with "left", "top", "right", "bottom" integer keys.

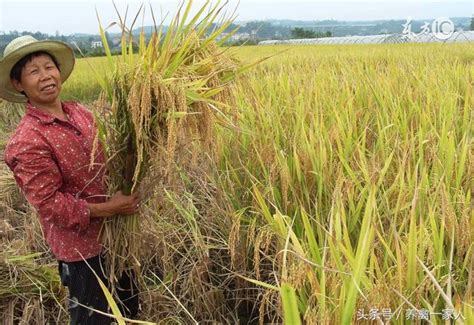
[{"left": 0, "top": 0, "right": 471, "bottom": 35}]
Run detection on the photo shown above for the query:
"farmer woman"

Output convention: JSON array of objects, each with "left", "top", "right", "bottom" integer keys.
[{"left": 1, "top": 35, "right": 139, "bottom": 324}]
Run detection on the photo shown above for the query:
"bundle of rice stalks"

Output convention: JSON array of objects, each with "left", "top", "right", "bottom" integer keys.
[{"left": 92, "top": 0, "right": 256, "bottom": 285}]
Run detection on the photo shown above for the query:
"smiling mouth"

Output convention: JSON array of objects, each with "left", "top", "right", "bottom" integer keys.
[{"left": 41, "top": 84, "right": 56, "bottom": 91}]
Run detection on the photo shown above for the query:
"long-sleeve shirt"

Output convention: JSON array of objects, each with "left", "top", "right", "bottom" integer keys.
[{"left": 4, "top": 101, "right": 107, "bottom": 262}]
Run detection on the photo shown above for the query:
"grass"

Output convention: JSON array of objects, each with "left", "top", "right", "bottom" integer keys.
[{"left": 1, "top": 38, "right": 472, "bottom": 323}]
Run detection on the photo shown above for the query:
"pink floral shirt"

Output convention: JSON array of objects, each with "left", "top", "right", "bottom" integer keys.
[{"left": 4, "top": 101, "right": 107, "bottom": 262}]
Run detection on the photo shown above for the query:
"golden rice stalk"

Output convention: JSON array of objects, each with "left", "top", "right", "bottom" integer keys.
[{"left": 93, "top": 0, "right": 248, "bottom": 284}]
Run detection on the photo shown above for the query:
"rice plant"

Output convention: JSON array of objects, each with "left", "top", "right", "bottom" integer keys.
[{"left": 219, "top": 43, "right": 473, "bottom": 323}]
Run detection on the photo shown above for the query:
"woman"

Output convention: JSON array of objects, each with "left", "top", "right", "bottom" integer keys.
[{"left": 1, "top": 35, "right": 139, "bottom": 324}]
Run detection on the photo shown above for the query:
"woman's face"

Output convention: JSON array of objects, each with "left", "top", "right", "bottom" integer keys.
[{"left": 12, "top": 53, "right": 62, "bottom": 106}]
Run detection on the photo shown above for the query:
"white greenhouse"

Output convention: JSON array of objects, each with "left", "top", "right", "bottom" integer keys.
[{"left": 258, "top": 31, "right": 474, "bottom": 45}]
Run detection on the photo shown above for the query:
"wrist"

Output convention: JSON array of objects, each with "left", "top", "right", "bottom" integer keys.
[{"left": 87, "top": 201, "right": 116, "bottom": 218}]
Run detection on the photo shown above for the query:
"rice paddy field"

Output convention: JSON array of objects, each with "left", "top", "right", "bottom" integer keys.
[{"left": 1, "top": 42, "right": 473, "bottom": 324}]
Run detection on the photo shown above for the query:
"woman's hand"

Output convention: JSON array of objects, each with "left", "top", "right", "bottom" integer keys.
[
  {"left": 87, "top": 190, "right": 141, "bottom": 218},
  {"left": 108, "top": 190, "right": 141, "bottom": 215}
]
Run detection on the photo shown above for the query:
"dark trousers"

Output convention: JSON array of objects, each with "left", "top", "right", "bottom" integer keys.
[{"left": 58, "top": 255, "right": 139, "bottom": 325}]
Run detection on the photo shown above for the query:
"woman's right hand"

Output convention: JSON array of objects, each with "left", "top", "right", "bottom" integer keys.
[
  {"left": 87, "top": 190, "right": 141, "bottom": 218},
  {"left": 108, "top": 190, "right": 141, "bottom": 215}
]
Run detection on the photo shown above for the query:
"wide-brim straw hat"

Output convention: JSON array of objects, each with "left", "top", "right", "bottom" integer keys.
[{"left": 0, "top": 35, "right": 75, "bottom": 103}]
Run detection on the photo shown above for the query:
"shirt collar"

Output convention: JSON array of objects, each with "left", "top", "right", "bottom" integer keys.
[{"left": 26, "top": 101, "right": 72, "bottom": 125}]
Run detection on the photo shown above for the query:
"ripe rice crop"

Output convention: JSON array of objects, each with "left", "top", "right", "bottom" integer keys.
[{"left": 1, "top": 25, "right": 472, "bottom": 324}]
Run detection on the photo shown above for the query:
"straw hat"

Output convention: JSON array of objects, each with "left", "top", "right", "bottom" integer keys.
[{"left": 0, "top": 35, "right": 75, "bottom": 103}]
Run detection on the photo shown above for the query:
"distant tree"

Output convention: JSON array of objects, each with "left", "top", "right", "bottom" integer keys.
[
  {"left": 291, "top": 27, "right": 316, "bottom": 39},
  {"left": 291, "top": 27, "right": 332, "bottom": 39},
  {"left": 33, "top": 31, "right": 47, "bottom": 39},
  {"left": 242, "top": 21, "right": 283, "bottom": 39},
  {"left": 471, "top": 16, "right": 474, "bottom": 31}
]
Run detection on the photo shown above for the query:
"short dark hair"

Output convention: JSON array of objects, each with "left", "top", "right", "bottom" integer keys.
[{"left": 10, "top": 51, "right": 60, "bottom": 83}]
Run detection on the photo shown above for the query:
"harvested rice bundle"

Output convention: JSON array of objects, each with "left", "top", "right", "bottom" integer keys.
[
  {"left": 0, "top": 251, "right": 62, "bottom": 300},
  {"left": 93, "top": 0, "right": 250, "bottom": 283},
  {"left": 0, "top": 250, "right": 65, "bottom": 324}
]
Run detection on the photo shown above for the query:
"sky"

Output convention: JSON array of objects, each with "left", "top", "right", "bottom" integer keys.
[{"left": 0, "top": 0, "right": 472, "bottom": 35}]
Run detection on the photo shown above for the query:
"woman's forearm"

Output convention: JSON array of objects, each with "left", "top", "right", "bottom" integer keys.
[{"left": 87, "top": 201, "right": 116, "bottom": 218}]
